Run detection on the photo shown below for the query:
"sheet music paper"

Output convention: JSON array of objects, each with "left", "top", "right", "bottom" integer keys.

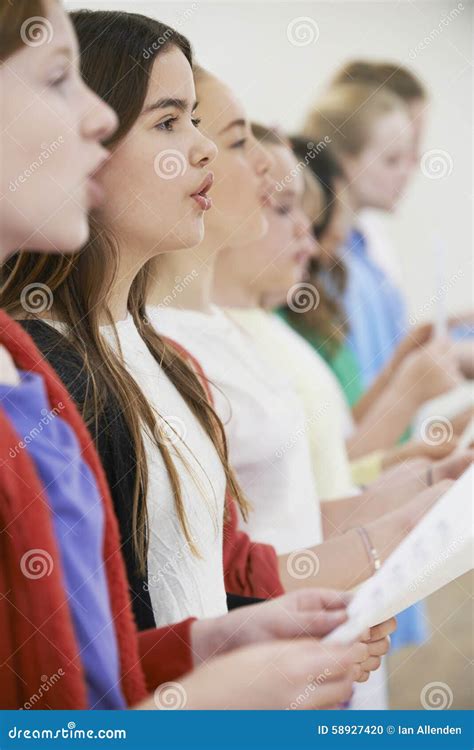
[{"left": 326, "top": 465, "right": 474, "bottom": 644}]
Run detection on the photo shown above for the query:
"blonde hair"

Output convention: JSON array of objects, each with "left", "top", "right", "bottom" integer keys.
[
  {"left": 303, "top": 83, "right": 406, "bottom": 158},
  {"left": 331, "top": 60, "right": 427, "bottom": 103}
]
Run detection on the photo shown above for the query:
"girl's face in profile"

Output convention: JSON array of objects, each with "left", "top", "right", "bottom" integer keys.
[
  {"left": 196, "top": 72, "right": 274, "bottom": 248},
  {"left": 235, "top": 144, "right": 316, "bottom": 304},
  {"left": 0, "top": 0, "right": 117, "bottom": 257},
  {"left": 342, "top": 109, "right": 414, "bottom": 212},
  {"left": 95, "top": 46, "right": 218, "bottom": 257}
]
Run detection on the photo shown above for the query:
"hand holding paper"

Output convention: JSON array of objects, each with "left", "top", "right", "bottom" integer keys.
[{"left": 326, "top": 465, "right": 473, "bottom": 644}]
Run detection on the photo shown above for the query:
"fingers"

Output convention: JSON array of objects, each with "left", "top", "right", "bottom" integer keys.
[
  {"left": 305, "top": 677, "right": 354, "bottom": 710},
  {"left": 297, "top": 608, "right": 348, "bottom": 638},
  {"left": 305, "top": 641, "right": 366, "bottom": 681},
  {"left": 294, "top": 587, "right": 351, "bottom": 612},
  {"left": 356, "top": 655, "right": 381, "bottom": 677},
  {"left": 367, "top": 635, "right": 391, "bottom": 658},
  {"left": 368, "top": 617, "right": 397, "bottom": 641}
]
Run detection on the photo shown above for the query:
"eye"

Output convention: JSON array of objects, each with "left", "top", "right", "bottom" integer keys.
[
  {"left": 155, "top": 116, "right": 178, "bottom": 132},
  {"left": 275, "top": 204, "right": 291, "bottom": 216},
  {"left": 230, "top": 138, "right": 247, "bottom": 149},
  {"left": 191, "top": 116, "right": 201, "bottom": 128},
  {"left": 48, "top": 68, "right": 70, "bottom": 88}
]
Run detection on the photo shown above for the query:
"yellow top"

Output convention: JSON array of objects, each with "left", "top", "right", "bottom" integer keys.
[{"left": 227, "top": 308, "right": 359, "bottom": 500}]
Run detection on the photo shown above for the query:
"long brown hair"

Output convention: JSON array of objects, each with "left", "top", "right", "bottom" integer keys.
[
  {"left": 250, "top": 124, "right": 347, "bottom": 354},
  {"left": 287, "top": 136, "right": 348, "bottom": 352},
  {"left": 1, "top": 9, "right": 248, "bottom": 573}
]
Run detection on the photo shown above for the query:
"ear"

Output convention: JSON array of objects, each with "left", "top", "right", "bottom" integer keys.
[{"left": 337, "top": 154, "right": 357, "bottom": 183}]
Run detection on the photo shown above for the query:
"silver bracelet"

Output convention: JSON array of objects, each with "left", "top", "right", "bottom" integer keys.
[{"left": 355, "top": 526, "right": 381, "bottom": 574}]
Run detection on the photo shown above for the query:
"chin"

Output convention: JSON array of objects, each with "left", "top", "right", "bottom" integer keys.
[
  {"left": 174, "top": 218, "right": 205, "bottom": 250},
  {"left": 238, "top": 213, "right": 268, "bottom": 246}
]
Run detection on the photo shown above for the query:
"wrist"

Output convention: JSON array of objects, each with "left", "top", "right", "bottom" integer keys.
[
  {"left": 190, "top": 616, "right": 227, "bottom": 666},
  {"left": 391, "top": 375, "right": 420, "bottom": 411}
]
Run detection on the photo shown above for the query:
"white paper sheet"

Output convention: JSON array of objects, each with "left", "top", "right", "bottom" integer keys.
[{"left": 325, "top": 465, "right": 474, "bottom": 644}]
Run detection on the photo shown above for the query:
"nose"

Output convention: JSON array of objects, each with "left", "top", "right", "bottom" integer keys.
[
  {"left": 81, "top": 86, "right": 118, "bottom": 144},
  {"left": 250, "top": 136, "right": 273, "bottom": 177},
  {"left": 294, "top": 209, "right": 311, "bottom": 238},
  {"left": 190, "top": 128, "right": 218, "bottom": 168}
]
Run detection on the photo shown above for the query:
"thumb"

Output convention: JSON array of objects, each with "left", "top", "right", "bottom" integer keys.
[{"left": 299, "top": 608, "right": 348, "bottom": 637}]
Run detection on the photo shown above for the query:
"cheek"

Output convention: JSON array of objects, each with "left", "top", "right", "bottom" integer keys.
[{"left": 215, "top": 157, "right": 254, "bottom": 210}]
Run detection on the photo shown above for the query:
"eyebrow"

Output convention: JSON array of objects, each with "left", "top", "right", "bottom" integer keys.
[
  {"left": 141, "top": 98, "right": 198, "bottom": 115},
  {"left": 48, "top": 46, "right": 74, "bottom": 61},
  {"left": 275, "top": 188, "right": 297, "bottom": 197},
  {"left": 218, "top": 118, "right": 246, "bottom": 135}
]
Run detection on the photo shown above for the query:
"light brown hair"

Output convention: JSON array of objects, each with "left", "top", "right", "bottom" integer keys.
[
  {"left": 303, "top": 83, "right": 406, "bottom": 160},
  {"left": 331, "top": 60, "right": 427, "bottom": 103},
  {"left": 0, "top": 0, "right": 51, "bottom": 61}
]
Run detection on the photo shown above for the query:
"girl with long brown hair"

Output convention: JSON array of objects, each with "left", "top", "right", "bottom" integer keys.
[
  {"left": 1, "top": 0, "right": 376, "bottom": 711},
  {"left": 1, "top": 8, "right": 276, "bottom": 630}
]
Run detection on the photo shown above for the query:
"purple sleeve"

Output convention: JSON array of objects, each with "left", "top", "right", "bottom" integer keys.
[{"left": 0, "top": 371, "right": 126, "bottom": 709}]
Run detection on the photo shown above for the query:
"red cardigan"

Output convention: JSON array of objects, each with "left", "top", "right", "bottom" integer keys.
[{"left": 0, "top": 311, "right": 283, "bottom": 709}]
